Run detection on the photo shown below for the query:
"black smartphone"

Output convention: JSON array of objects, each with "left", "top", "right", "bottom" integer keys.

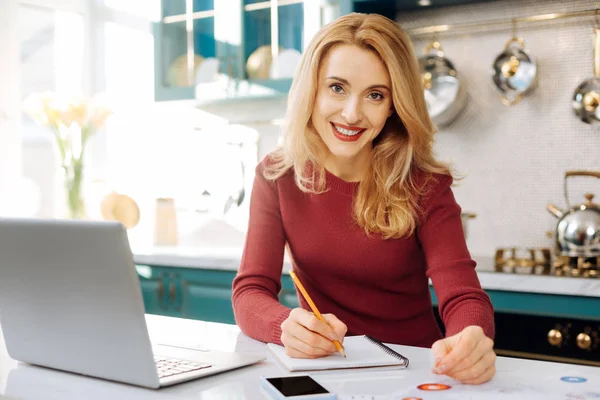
[{"left": 261, "top": 375, "right": 336, "bottom": 399}]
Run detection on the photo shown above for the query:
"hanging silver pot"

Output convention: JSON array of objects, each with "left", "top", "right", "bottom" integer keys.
[
  {"left": 491, "top": 36, "right": 537, "bottom": 106},
  {"left": 547, "top": 171, "right": 600, "bottom": 257},
  {"left": 572, "top": 28, "right": 600, "bottom": 124},
  {"left": 419, "top": 41, "right": 467, "bottom": 127}
]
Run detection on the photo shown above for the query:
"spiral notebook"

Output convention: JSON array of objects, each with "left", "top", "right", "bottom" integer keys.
[{"left": 267, "top": 335, "right": 410, "bottom": 372}]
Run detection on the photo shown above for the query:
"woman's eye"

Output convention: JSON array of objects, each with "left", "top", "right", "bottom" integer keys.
[
  {"left": 369, "top": 92, "right": 384, "bottom": 101},
  {"left": 330, "top": 84, "right": 344, "bottom": 94}
]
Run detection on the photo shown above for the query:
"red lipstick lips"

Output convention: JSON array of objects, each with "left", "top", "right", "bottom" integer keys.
[{"left": 330, "top": 122, "right": 365, "bottom": 142}]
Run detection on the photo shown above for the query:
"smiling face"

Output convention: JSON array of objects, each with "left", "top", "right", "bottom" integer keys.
[{"left": 310, "top": 44, "right": 393, "bottom": 180}]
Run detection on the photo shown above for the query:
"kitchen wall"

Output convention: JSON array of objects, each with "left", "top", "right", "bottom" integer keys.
[
  {"left": 196, "top": 97, "right": 286, "bottom": 162},
  {"left": 18, "top": 0, "right": 599, "bottom": 259},
  {"left": 397, "top": 0, "right": 600, "bottom": 257},
  {"left": 204, "top": 0, "right": 600, "bottom": 259}
]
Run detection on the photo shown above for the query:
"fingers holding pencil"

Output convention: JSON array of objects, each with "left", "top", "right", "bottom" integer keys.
[
  {"left": 287, "top": 270, "right": 347, "bottom": 358},
  {"left": 322, "top": 313, "right": 348, "bottom": 354},
  {"left": 280, "top": 308, "right": 347, "bottom": 359}
]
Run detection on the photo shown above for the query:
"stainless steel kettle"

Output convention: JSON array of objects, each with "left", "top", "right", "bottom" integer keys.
[{"left": 547, "top": 170, "right": 600, "bottom": 257}]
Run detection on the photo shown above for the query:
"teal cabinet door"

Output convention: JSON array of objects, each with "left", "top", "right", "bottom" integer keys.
[
  {"left": 279, "top": 274, "right": 299, "bottom": 309},
  {"left": 138, "top": 275, "right": 165, "bottom": 314},
  {"left": 136, "top": 266, "right": 169, "bottom": 315},
  {"left": 153, "top": 0, "right": 309, "bottom": 103},
  {"left": 242, "top": 1, "right": 304, "bottom": 76},
  {"left": 153, "top": 0, "right": 435, "bottom": 102},
  {"left": 180, "top": 283, "right": 235, "bottom": 324},
  {"left": 153, "top": 21, "right": 194, "bottom": 101},
  {"left": 179, "top": 274, "right": 237, "bottom": 324},
  {"left": 136, "top": 265, "right": 301, "bottom": 324},
  {"left": 176, "top": 269, "right": 298, "bottom": 324},
  {"left": 154, "top": 0, "right": 217, "bottom": 101},
  {"left": 158, "top": 269, "right": 237, "bottom": 324},
  {"left": 233, "top": 0, "right": 299, "bottom": 102},
  {"left": 136, "top": 266, "right": 183, "bottom": 318}
]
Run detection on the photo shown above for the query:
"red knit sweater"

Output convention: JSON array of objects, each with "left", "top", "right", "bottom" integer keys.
[{"left": 232, "top": 160, "right": 494, "bottom": 348}]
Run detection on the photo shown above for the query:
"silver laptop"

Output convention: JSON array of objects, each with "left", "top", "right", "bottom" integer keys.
[{"left": 0, "top": 218, "right": 264, "bottom": 389}]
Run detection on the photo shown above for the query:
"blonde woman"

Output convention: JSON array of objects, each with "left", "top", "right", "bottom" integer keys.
[{"left": 232, "top": 13, "right": 496, "bottom": 385}]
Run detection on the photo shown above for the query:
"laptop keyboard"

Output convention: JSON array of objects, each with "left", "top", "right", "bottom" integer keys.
[{"left": 154, "top": 355, "right": 212, "bottom": 379}]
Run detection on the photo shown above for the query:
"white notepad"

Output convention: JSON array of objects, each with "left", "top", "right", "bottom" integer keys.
[{"left": 267, "top": 335, "right": 410, "bottom": 372}]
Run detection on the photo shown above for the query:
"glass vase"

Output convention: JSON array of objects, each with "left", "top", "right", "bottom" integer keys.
[{"left": 62, "top": 161, "right": 86, "bottom": 220}]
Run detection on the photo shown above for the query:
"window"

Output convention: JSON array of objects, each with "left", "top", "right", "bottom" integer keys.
[
  {"left": 103, "top": 20, "right": 154, "bottom": 195},
  {"left": 20, "top": 4, "right": 84, "bottom": 141},
  {"left": 17, "top": 3, "right": 85, "bottom": 217}
]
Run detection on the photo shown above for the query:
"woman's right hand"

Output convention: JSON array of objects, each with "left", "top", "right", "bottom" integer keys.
[{"left": 280, "top": 308, "right": 347, "bottom": 359}]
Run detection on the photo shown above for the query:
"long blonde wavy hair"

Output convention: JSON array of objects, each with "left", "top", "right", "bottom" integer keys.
[{"left": 264, "top": 13, "right": 451, "bottom": 239}]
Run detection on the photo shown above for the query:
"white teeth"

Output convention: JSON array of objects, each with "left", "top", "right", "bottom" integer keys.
[{"left": 333, "top": 124, "right": 362, "bottom": 136}]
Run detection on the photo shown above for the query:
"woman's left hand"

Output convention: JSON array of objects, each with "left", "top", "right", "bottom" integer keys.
[{"left": 430, "top": 325, "right": 496, "bottom": 385}]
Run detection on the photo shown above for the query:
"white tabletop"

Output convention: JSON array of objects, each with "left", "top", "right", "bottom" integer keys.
[{"left": 1, "top": 315, "right": 599, "bottom": 399}]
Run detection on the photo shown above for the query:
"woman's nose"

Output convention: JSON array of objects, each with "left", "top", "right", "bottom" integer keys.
[{"left": 341, "top": 97, "right": 364, "bottom": 125}]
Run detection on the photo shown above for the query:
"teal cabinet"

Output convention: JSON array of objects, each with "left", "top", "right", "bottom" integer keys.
[
  {"left": 178, "top": 269, "right": 237, "bottom": 324},
  {"left": 136, "top": 265, "right": 600, "bottom": 326},
  {"left": 279, "top": 274, "right": 300, "bottom": 309},
  {"left": 153, "top": 0, "right": 312, "bottom": 103},
  {"left": 136, "top": 266, "right": 185, "bottom": 318},
  {"left": 153, "top": 0, "right": 499, "bottom": 102},
  {"left": 153, "top": 22, "right": 193, "bottom": 101},
  {"left": 138, "top": 271, "right": 167, "bottom": 313},
  {"left": 136, "top": 265, "right": 299, "bottom": 324}
]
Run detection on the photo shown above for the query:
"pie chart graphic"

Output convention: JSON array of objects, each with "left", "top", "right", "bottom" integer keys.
[
  {"left": 560, "top": 376, "right": 587, "bottom": 383},
  {"left": 417, "top": 383, "right": 452, "bottom": 391}
]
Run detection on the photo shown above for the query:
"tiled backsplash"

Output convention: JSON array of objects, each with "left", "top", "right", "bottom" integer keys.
[{"left": 395, "top": 0, "right": 600, "bottom": 257}]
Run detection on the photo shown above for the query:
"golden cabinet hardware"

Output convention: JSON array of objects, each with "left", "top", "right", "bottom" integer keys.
[
  {"left": 576, "top": 333, "right": 592, "bottom": 350},
  {"left": 169, "top": 273, "right": 177, "bottom": 303},
  {"left": 547, "top": 329, "right": 563, "bottom": 347}
]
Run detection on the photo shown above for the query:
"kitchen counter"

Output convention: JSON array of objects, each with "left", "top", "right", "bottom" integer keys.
[
  {"left": 2, "top": 314, "right": 599, "bottom": 399},
  {"left": 132, "top": 245, "right": 600, "bottom": 298}
]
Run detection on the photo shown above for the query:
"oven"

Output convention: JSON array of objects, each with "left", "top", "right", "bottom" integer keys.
[
  {"left": 494, "top": 312, "right": 600, "bottom": 366},
  {"left": 433, "top": 308, "right": 600, "bottom": 367}
]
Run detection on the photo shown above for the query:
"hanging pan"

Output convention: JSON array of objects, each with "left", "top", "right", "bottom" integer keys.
[
  {"left": 491, "top": 32, "right": 538, "bottom": 106},
  {"left": 419, "top": 41, "right": 468, "bottom": 127},
  {"left": 572, "top": 25, "right": 600, "bottom": 124}
]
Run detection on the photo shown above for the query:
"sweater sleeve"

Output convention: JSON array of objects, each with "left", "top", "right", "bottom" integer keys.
[
  {"left": 231, "top": 160, "right": 292, "bottom": 344},
  {"left": 416, "top": 174, "right": 495, "bottom": 340}
]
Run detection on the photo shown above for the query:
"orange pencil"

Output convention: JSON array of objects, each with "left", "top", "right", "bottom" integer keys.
[{"left": 289, "top": 270, "right": 346, "bottom": 358}]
